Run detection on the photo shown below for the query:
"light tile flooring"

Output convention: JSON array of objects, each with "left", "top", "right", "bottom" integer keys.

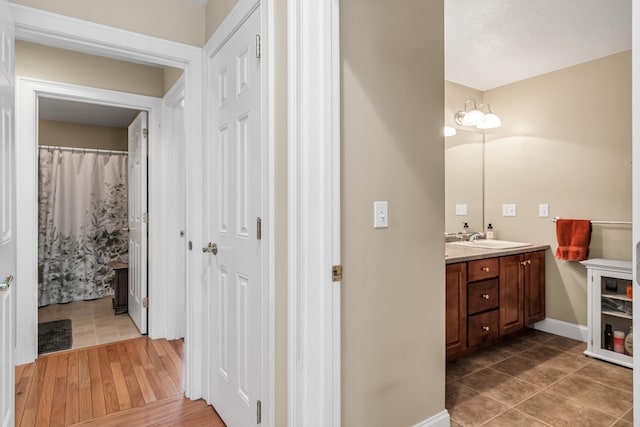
[
  {"left": 446, "top": 328, "right": 633, "bottom": 427},
  {"left": 38, "top": 296, "right": 142, "bottom": 350}
]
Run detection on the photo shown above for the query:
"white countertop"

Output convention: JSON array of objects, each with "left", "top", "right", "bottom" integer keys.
[{"left": 445, "top": 242, "right": 550, "bottom": 264}]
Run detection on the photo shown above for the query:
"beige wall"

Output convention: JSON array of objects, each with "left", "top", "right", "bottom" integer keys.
[
  {"left": 164, "top": 67, "right": 184, "bottom": 94},
  {"left": 39, "top": 120, "right": 127, "bottom": 151},
  {"left": 445, "top": 81, "right": 484, "bottom": 233},
  {"left": 205, "top": 0, "right": 239, "bottom": 41},
  {"left": 16, "top": 41, "right": 165, "bottom": 97},
  {"left": 341, "top": 1, "right": 445, "bottom": 426},
  {"left": 9, "top": 0, "right": 205, "bottom": 46},
  {"left": 482, "top": 50, "right": 632, "bottom": 325}
]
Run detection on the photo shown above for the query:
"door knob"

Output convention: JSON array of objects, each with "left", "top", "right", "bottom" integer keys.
[
  {"left": 0, "top": 275, "right": 13, "bottom": 292},
  {"left": 202, "top": 242, "right": 218, "bottom": 255}
]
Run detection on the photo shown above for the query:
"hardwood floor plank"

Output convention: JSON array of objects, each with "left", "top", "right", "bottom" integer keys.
[
  {"left": 15, "top": 364, "right": 26, "bottom": 385},
  {"left": 78, "top": 350, "right": 93, "bottom": 421},
  {"left": 159, "top": 339, "right": 185, "bottom": 387},
  {"left": 132, "top": 339, "right": 170, "bottom": 400},
  {"left": 20, "top": 355, "right": 49, "bottom": 426},
  {"left": 116, "top": 341, "right": 145, "bottom": 408},
  {"left": 145, "top": 339, "right": 180, "bottom": 395},
  {"left": 88, "top": 348, "right": 106, "bottom": 419},
  {"left": 35, "top": 354, "right": 58, "bottom": 426},
  {"left": 97, "top": 346, "right": 119, "bottom": 414},
  {"left": 108, "top": 344, "right": 132, "bottom": 411},
  {"left": 49, "top": 353, "right": 69, "bottom": 427},
  {"left": 65, "top": 351, "right": 80, "bottom": 425},
  {"left": 124, "top": 340, "right": 157, "bottom": 403},
  {"left": 15, "top": 362, "right": 36, "bottom": 426},
  {"left": 152, "top": 339, "right": 184, "bottom": 392}
]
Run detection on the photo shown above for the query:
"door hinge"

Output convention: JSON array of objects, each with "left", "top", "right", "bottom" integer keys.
[
  {"left": 257, "top": 400, "right": 262, "bottom": 424},
  {"left": 256, "top": 34, "right": 261, "bottom": 59},
  {"left": 143, "top": 297, "right": 149, "bottom": 308},
  {"left": 332, "top": 265, "right": 343, "bottom": 282},
  {"left": 143, "top": 212, "right": 149, "bottom": 224},
  {"left": 257, "top": 217, "right": 262, "bottom": 240},
  {"left": 142, "top": 128, "right": 148, "bottom": 138}
]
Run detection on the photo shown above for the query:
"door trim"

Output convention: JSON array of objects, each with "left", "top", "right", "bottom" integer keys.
[
  {"left": 287, "top": 0, "right": 341, "bottom": 426},
  {"left": 203, "top": 0, "right": 275, "bottom": 425},
  {"left": 10, "top": 5, "right": 206, "bottom": 400},
  {"left": 15, "top": 77, "right": 160, "bottom": 363}
]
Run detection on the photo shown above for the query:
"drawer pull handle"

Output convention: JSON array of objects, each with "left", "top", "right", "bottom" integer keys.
[
  {"left": 482, "top": 326, "right": 491, "bottom": 332},
  {"left": 481, "top": 293, "right": 490, "bottom": 300},
  {"left": 481, "top": 267, "right": 490, "bottom": 272}
]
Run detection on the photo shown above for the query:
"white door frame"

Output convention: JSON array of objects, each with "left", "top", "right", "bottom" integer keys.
[
  {"left": 15, "top": 77, "right": 160, "bottom": 363},
  {"left": 10, "top": 4, "right": 206, "bottom": 400},
  {"left": 203, "top": 0, "right": 275, "bottom": 425},
  {"left": 287, "top": 0, "right": 341, "bottom": 426}
]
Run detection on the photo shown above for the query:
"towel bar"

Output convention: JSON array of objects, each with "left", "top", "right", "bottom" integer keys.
[{"left": 551, "top": 217, "right": 631, "bottom": 225}]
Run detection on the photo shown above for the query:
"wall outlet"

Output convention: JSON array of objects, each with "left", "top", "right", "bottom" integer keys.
[
  {"left": 455, "top": 204, "right": 467, "bottom": 216},
  {"left": 374, "top": 201, "right": 388, "bottom": 228},
  {"left": 538, "top": 204, "right": 549, "bottom": 217},
  {"left": 502, "top": 204, "right": 517, "bottom": 217}
]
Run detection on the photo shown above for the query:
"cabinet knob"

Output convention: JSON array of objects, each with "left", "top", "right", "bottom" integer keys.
[
  {"left": 528, "top": 259, "right": 532, "bottom": 265},
  {"left": 481, "top": 293, "right": 490, "bottom": 300},
  {"left": 481, "top": 266, "right": 490, "bottom": 272},
  {"left": 520, "top": 261, "right": 527, "bottom": 266},
  {"left": 482, "top": 326, "right": 491, "bottom": 332}
]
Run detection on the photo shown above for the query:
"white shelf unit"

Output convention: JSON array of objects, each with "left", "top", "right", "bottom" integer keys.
[{"left": 581, "top": 258, "right": 633, "bottom": 368}]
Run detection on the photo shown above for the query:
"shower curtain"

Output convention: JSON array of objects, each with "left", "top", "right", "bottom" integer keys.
[{"left": 38, "top": 147, "right": 129, "bottom": 307}]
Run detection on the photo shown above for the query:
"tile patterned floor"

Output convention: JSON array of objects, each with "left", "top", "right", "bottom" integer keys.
[
  {"left": 38, "top": 296, "right": 142, "bottom": 350},
  {"left": 446, "top": 329, "right": 634, "bottom": 427}
]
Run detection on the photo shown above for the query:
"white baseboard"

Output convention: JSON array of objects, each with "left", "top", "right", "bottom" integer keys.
[
  {"left": 533, "top": 318, "right": 588, "bottom": 342},
  {"left": 413, "top": 410, "right": 450, "bottom": 427}
]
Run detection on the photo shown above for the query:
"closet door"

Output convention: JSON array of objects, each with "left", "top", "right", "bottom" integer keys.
[
  {"left": 128, "top": 111, "right": 148, "bottom": 334},
  {"left": 0, "top": 0, "right": 15, "bottom": 425}
]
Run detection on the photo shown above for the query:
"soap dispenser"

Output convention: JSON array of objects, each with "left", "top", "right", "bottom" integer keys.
[
  {"left": 486, "top": 223, "right": 495, "bottom": 240},
  {"left": 463, "top": 222, "right": 469, "bottom": 234}
]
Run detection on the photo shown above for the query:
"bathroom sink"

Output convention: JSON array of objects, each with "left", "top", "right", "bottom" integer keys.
[{"left": 450, "top": 240, "right": 533, "bottom": 250}]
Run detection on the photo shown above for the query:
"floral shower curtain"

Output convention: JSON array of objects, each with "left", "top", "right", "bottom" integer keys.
[{"left": 38, "top": 147, "right": 129, "bottom": 307}]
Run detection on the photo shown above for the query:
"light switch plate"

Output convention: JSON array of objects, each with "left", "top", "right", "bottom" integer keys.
[
  {"left": 374, "top": 201, "right": 388, "bottom": 228},
  {"left": 502, "top": 204, "right": 517, "bottom": 217},
  {"left": 538, "top": 204, "right": 549, "bottom": 217},
  {"left": 455, "top": 204, "right": 467, "bottom": 216}
]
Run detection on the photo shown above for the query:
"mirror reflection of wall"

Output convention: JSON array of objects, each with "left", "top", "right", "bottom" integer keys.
[{"left": 445, "top": 129, "right": 483, "bottom": 233}]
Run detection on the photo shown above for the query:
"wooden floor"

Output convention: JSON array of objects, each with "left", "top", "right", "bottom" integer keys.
[{"left": 15, "top": 337, "right": 226, "bottom": 427}]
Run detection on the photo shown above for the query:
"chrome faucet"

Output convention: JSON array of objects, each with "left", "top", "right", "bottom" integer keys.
[{"left": 469, "top": 232, "right": 485, "bottom": 242}]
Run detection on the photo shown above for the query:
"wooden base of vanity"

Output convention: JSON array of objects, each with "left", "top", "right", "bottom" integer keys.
[{"left": 446, "top": 249, "right": 546, "bottom": 359}]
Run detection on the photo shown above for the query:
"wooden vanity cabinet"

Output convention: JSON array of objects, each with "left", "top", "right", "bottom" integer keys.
[
  {"left": 446, "top": 263, "right": 467, "bottom": 357},
  {"left": 445, "top": 250, "right": 546, "bottom": 358},
  {"left": 523, "top": 251, "right": 545, "bottom": 325}
]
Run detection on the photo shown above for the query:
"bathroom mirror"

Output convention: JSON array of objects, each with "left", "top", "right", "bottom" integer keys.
[{"left": 444, "top": 129, "right": 484, "bottom": 234}]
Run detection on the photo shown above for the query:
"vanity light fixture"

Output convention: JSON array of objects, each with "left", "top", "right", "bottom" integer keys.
[
  {"left": 454, "top": 99, "right": 501, "bottom": 130},
  {"left": 444, "top": 126, "right": 457, "bottom": 137}
]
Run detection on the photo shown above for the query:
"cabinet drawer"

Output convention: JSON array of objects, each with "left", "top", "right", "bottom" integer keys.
[
  {"left": 467, "top": 279, "right": 499, "bottom": 315},
  {"left": 468, "top": 258, "right": 499, "bottom": 282},
  {"left": 468, "top": 310, "right": 499, "bottom": 347}
]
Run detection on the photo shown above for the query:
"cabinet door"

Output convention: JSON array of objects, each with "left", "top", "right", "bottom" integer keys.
[
  {"left": 499, "top": 254, "right": 525, "bottom": 335},
  {"left": 446, "top": 263, "right": 467, "bottom": 356},
  {"left": 524, "top": 251, "right": 546, "bottom": 324}
]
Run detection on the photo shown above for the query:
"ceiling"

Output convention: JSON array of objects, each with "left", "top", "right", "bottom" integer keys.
[
  {"left": 445, "top": 0, "right": 632, "bottom": 91},
  {"left": 39, "top": 97, "right": 140, "bottom": 128}
]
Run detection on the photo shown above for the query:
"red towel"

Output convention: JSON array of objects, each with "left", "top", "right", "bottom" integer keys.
[{"left": 555, "top": 219, "right": 592, "bottom": 261}]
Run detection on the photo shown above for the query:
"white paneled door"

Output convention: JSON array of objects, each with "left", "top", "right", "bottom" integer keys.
[
  {"left": 128, "top": 112, "right": 148, "bottom": 334},
  {"left": 0, "top": 0, "right": 15, "bottom": 426},
  {"left": 205, "top": 6, "right": 263, "bottom": 426}
]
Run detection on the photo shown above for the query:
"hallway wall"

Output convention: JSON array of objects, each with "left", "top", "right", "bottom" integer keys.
[
  {"left": 9, "top": 0, "right": 205, "bottom": 46},
  {"left": 15, "top": 41, "right": 166, "bottom": 97}
]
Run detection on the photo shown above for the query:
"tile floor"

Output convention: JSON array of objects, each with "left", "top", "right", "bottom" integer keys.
[
  {"left": 38, "top": 296, "right": 142, "bottom": 350},
  {"left": 446, "top": 328, "right": 633, "bottom": 427}
]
